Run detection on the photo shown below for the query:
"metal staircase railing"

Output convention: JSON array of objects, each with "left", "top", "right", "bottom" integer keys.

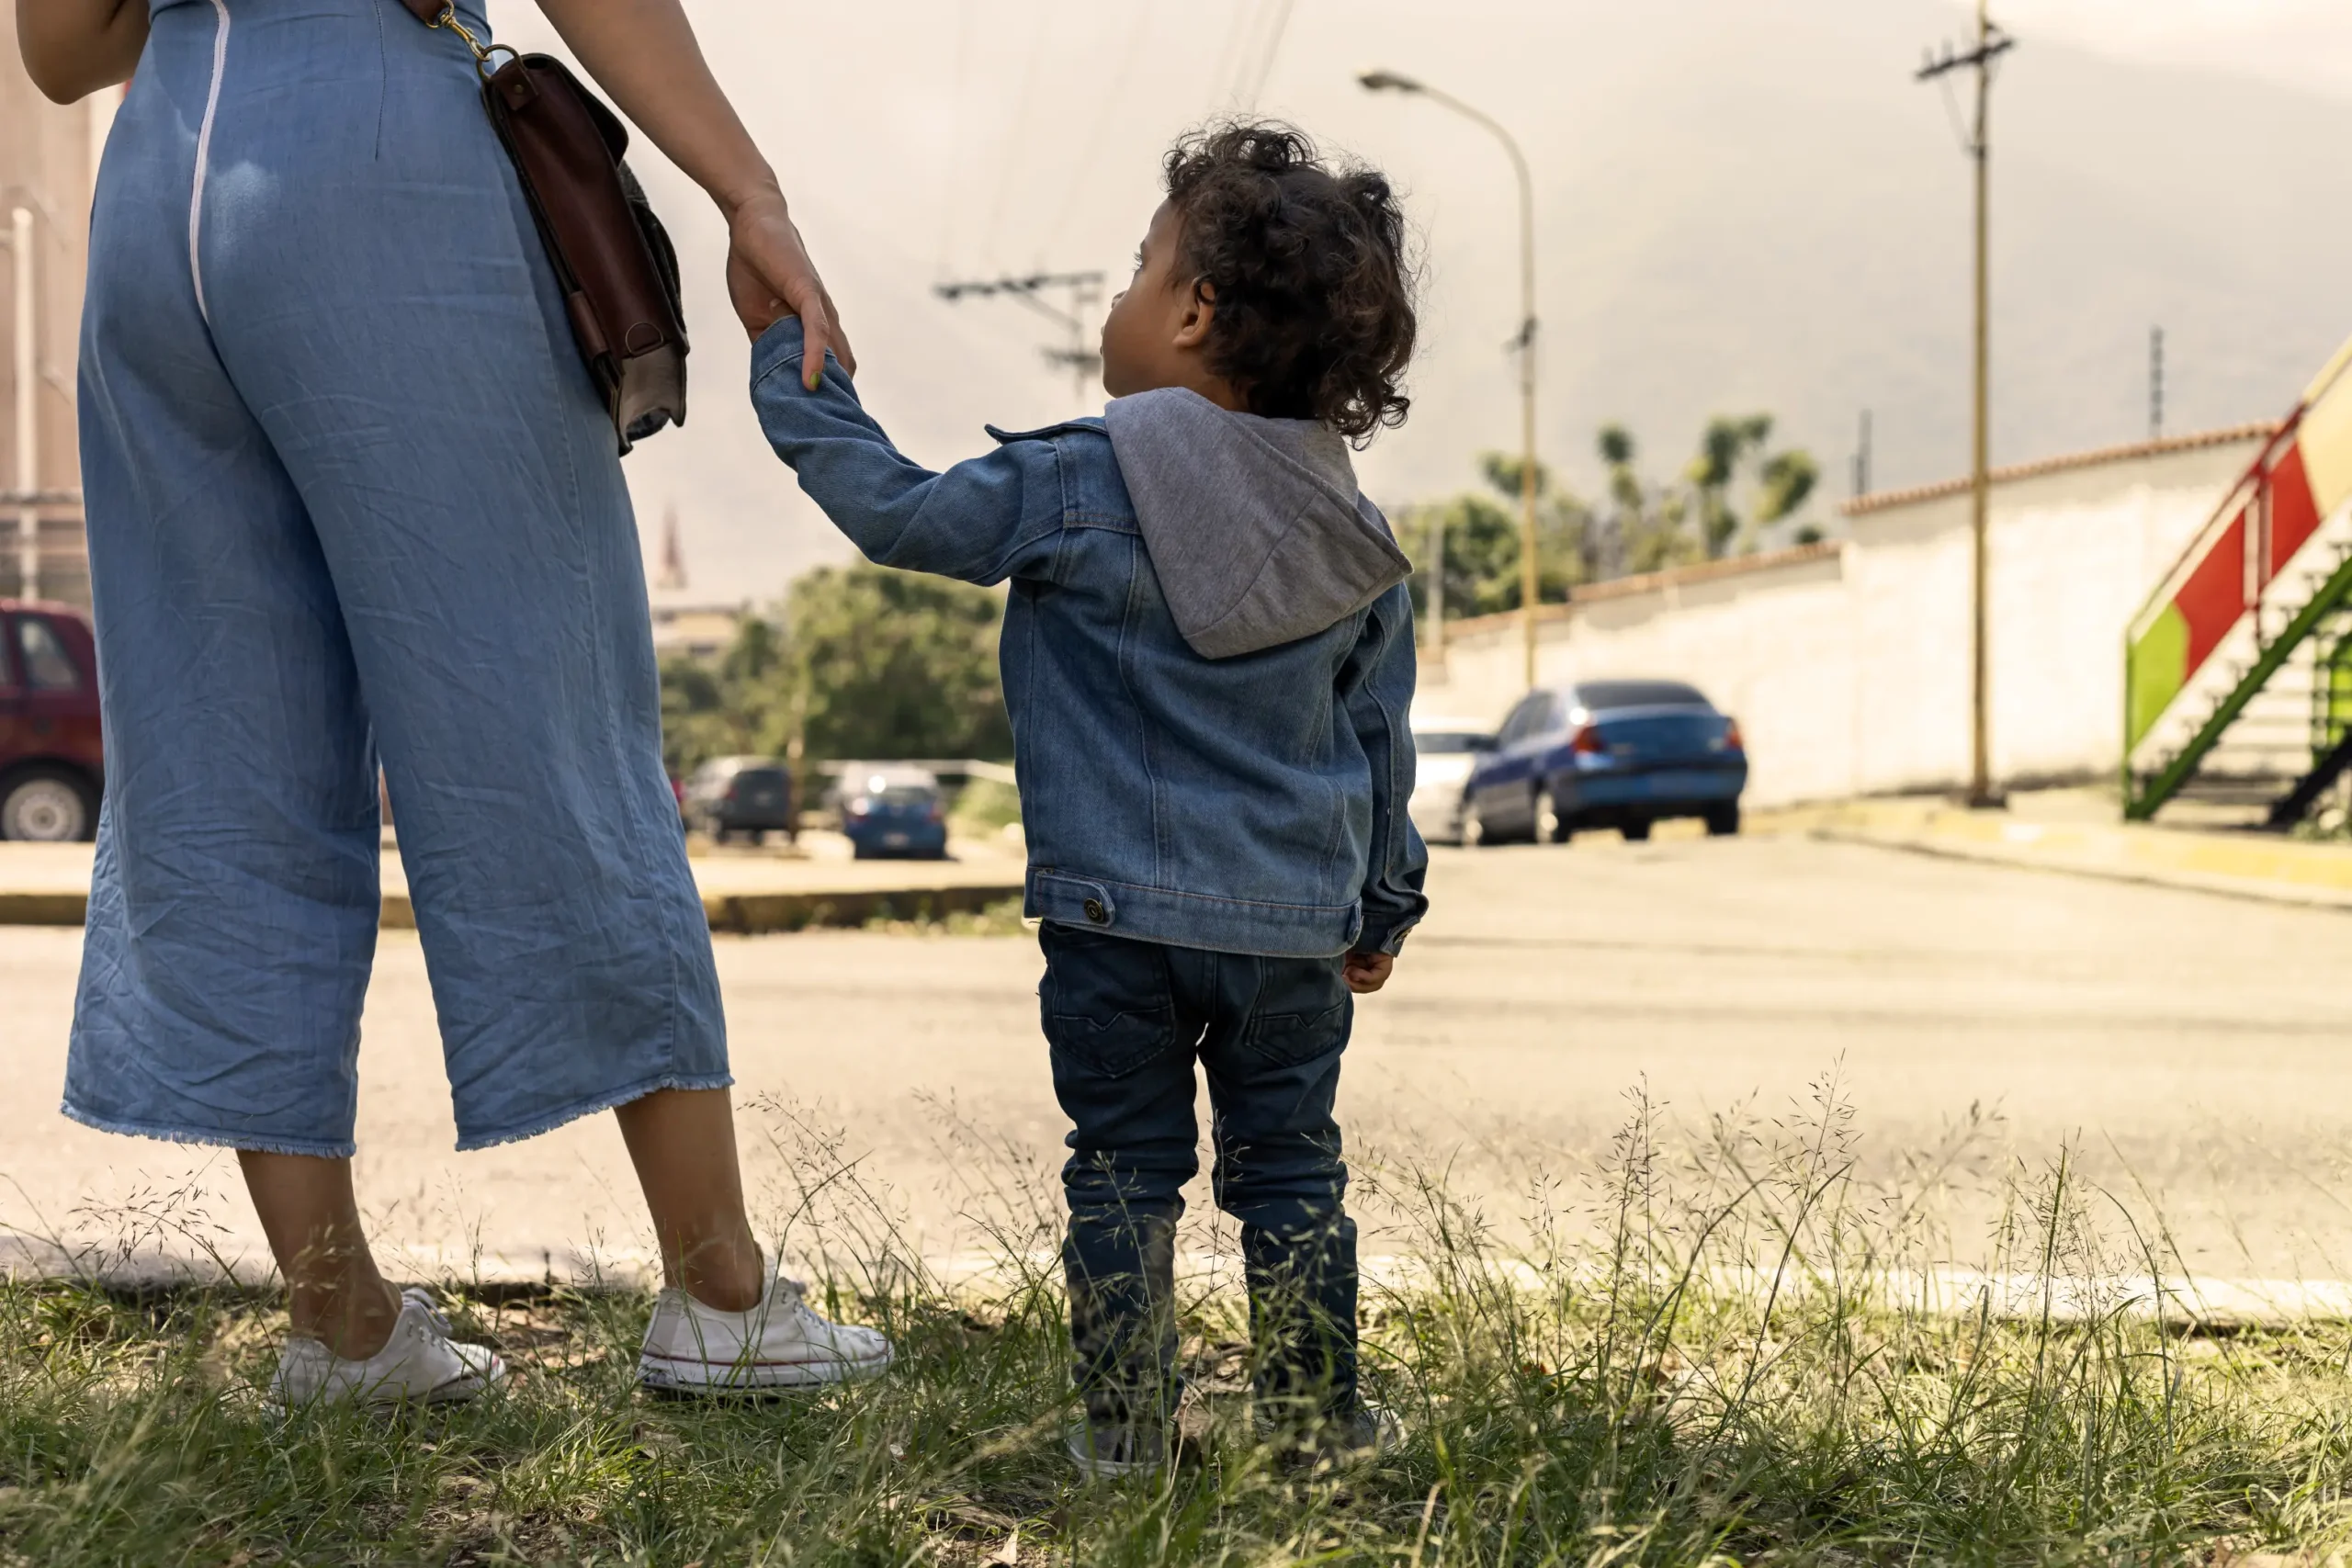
[{"left": 2123, "top": 333, "right": 2352, "bottom": 821}]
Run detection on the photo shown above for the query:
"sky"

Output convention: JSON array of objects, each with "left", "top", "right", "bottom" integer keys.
[{"left": 482, "top": 0, "right": 2352, "bottom": 605}]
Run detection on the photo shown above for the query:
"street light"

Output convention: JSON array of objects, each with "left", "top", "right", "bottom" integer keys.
[{"left": 1360, "top": 68, "right": 1542, "bottom": 690}]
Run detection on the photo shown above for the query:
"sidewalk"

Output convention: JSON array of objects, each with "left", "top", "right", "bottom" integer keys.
[
  {"left": 0, "top": 832, "right": 1028, "bottom": 933},
  {"left": 1758, "top": 790, "right": 2352, "bottom": 911}
]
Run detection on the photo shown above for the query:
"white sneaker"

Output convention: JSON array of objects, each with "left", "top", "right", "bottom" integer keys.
[
  {"left": 269, "top": 1287, "right": 507, "bottom": 1409},
  {"left": 637, "top": 1273, "right": 892, "bottom": 1393}
]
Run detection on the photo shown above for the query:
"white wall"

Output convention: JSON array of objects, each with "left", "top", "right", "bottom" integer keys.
[{"left": 1417, "top": 434, "right": 2267, "bottom": 808}]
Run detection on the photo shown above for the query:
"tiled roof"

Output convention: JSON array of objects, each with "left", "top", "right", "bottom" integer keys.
[
  {"left": 1436, "top": 539, "right": 1847, "bottom": 637},
  {"left": 1839, "top": 423, "right": 2278, "bottom": 519}
]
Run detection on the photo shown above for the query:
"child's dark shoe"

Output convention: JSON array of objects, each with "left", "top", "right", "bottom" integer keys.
[
  {"left": 1257, "top": 1401, "right": 1403, "bottom": 1468},
  {"left": 1066, "top": 1414, "right": 1170, "bottom": 1480}
]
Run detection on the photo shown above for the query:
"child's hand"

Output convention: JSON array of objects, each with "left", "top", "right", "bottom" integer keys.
[{"left": 1343, "top": 950, "right": 1394, "bottom": 994}]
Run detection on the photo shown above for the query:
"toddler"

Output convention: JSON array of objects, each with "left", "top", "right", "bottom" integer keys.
[{"left": 752, "top": 121, "right": 1427, "bottom": 1475}]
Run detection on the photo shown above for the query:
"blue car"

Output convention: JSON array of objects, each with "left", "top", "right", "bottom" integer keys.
[
  {"left": 1464, "top": 680, "right": 1747, "bottom": 844},
  {"left": 838, "top": 765, "right": 951, "bottom": 860}
]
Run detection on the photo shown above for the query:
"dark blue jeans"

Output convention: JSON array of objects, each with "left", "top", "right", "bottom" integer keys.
[{"left": 1040, "top": 922, "right": 1357, "bottom": 1428}]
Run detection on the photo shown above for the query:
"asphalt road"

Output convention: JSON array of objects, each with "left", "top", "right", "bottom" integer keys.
[{"left": 6, "top": 835, "right": 2352, "bottom": 1285}]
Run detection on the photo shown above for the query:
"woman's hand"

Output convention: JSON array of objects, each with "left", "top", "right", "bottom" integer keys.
[
  {"left": 534, "top": 0, "right": 851, "bottom": 382},
  {"left": 17, "top": 0, "right": 148, "bottom": 104},
  {"left": 726, "top": 191, "right": 854, "bottom": 384}
]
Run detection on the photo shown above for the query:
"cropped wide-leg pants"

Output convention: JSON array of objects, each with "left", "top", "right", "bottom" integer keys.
[{"left": 62, "top": 0, "right": 728, "bottom": 1156}]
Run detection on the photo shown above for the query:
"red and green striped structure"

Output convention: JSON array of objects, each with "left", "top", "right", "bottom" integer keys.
[{"left": 2125, "top": 337, "right": 2352, "bottom": 767}]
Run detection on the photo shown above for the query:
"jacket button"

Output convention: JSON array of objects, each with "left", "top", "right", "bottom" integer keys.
[{"left": 1082, "top": 897, "right": 1108, "bottom": 924}]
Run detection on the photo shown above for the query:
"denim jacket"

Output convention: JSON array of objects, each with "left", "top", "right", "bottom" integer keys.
[{"left": 751, "top": 319, "right": 1428, "bottom": 958}]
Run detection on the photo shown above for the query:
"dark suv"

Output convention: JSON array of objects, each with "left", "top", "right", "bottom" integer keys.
[
  {"left": 682, "top": 755, "right": 796, "bottom": 845},
  {"left": 0, "top": 602, "right": 104, "bottom": 841}
]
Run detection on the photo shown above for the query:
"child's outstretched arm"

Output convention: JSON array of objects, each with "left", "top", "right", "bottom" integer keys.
[
  {"left": 751, "top": 319, "right": 1065, "bottom": 587},
  {"left": 1340, "top": 581, "right": 1430, "bottom": 968}
]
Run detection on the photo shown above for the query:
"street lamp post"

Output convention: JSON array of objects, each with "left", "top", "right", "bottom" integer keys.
[{"left": 1360, "top": 70, "right": 1542, "bottom": 690}]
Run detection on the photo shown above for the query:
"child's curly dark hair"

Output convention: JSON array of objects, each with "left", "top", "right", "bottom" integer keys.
[{"left": 1162, "top": 121, "right": 1416, "bottom": 442}]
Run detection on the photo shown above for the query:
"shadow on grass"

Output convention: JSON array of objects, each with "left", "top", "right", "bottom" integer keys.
[{"left": 5, "top": 1074, "right": 2352, "bottom": 1565}]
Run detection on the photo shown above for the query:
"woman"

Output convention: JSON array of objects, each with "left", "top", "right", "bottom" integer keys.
[{"left": 18, "top": 0, "right": 887, "bottom": 1403}]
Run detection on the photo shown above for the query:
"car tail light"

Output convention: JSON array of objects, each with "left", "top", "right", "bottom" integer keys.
[
  {"left": 927, "top": 802, "right": 944, "bottom": 824},
  {"left": 724, "top": 782, "right": 740, "bottom": 801},
  {"left": 1713, "top": 718, "right": 1746, "bottom": 752},
  {"left": 1571, "top": 723, "right": 1606, "bottom": 756}
]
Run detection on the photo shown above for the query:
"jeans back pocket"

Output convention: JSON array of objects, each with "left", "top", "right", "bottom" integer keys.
[
  {"left": 1042, "top": 925, "right": 1180, "bottom": 1078},
  {"left": 1240, "top": 957, "right": 1352, "bottom": 1067}
]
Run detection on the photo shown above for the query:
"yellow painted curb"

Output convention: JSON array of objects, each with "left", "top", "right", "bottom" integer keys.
[{"left": 1781, "top": 799, "right": 2352, "bottom": 909}]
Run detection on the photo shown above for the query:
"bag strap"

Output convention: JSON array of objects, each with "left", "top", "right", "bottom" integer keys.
[{"left": 401, "top": 0, "right": 509, "bottom": 76}]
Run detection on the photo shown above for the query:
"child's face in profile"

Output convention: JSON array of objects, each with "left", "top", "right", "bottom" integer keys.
[{"left": 1098, "top": 200, "right": 1235, "bottom": 409}]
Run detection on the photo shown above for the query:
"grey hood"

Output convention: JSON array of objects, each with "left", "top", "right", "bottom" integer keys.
[{"left": 1104, "top": 388, "right": 1411, "bottom": 660}]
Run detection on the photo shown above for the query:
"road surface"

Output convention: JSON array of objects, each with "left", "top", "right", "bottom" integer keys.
[{"left": 5, "top": 834, "right": 2350, "bottom": 1285}]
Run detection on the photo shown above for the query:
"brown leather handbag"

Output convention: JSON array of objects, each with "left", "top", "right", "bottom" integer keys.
[{"left": 401, "top": 0, "right": 687, "bottom": 452}]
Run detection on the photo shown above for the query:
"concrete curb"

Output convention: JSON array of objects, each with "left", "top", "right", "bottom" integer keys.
[
  {"left": 1757, "top": 799, "right": 2352, "bottom": 911},
  {"left": 14, "top": 1237, "right": 2352, "bottom": 1330},
  {"left": 0, "top": 881, "right": 1024, "bottom": 934}
]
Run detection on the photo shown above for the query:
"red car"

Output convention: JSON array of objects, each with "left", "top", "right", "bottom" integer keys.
[{"left": 0, "top": 601, "right": 104, "bottom": 841}]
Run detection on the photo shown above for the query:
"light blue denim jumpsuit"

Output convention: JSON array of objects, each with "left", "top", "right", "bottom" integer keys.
[{"left": 62, "top": 0, "right": 729, "bottom": 1156}]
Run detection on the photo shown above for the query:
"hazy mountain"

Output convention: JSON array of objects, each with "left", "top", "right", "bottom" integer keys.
[{"left": 487, "top": 0, "right": 2352, "bottom": 597}]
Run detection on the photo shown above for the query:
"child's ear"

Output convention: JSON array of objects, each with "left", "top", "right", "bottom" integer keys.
[{"left": 1172, "top": 282, "right": 1216, "bottom": 352}]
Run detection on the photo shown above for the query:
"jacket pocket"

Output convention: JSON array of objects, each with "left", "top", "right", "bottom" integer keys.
[
  {"left": 1041, "top": 925, "right": 1179, "bottom": 1078},
  {"left": 1241, "top": 957, "right": 1352, "bottom": 1067}
]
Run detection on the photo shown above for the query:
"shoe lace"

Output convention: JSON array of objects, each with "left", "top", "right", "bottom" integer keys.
[
  {"left": 774, "top": 1277, "right": 831, "bottom": 1334},
  {"left": 399, "top": 1287, "right": 454, "bottom": 1340}
]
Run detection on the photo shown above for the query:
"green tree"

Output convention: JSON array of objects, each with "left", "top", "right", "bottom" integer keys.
[
  {"left": 1401, "top": 453, "right": 1592, "bottom": 622},
  {"left": 1684, "top": 414, "right": 1821, "bottom": 559},
  {"left": 778, "top": 562, "right": 1012, "bottom": 769},
  {"left": 658, "top": 615, "right": 784, "bottom": 777},
  {"left": 1600, "top": 424, "right": 1698, "bottom": 577},
  {"left": 658, "top": 563, "right": 1013, "bottom": 780}
]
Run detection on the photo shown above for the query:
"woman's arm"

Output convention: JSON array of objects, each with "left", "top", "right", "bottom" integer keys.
[
  {"left": 16, "top": 0, "right": 147, "bottom": 104},
  {"left": 534, "top": 0, "right": 850, "bottom": 381}
]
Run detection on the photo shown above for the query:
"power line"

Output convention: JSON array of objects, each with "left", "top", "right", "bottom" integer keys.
[
  {"left": 1240, "top": 0, "right": 1298, "bottom": 107},
  {"left": 977, "top": 24, "right": 1056, "bottom": 270},
  {"left": 933, "top": 0, "right": 978, "bottom": 278},
  {"left": 1205, "top": 1, "right": 1259, "bottom": 109},
  {"left": 1041, "top": 6, "right": 1153, "bottom": 257},
  {"left": 935, "top": 271, "right": 1107, "bottom": 412}
]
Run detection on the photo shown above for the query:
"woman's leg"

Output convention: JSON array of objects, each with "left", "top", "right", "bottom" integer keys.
[
  {"left": 238, "top": 1153, "right": 401, "bottom": 1359},
  {"left": 614, "top": 1089, "right": 763, "bottom": 1312}
]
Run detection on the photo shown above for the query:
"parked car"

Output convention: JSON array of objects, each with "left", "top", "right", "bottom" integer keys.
[
  {"left": 1464, "top": 679, "right": 1746, "bottom": 844},
  {"left": 0, "top": 601, "right": 104, "bottom": 842},
  {"left": 1407, "top": 716, "right": 1496, "bottom": 846},
  {"left": 837, "top": 765, "right": 950, "bottom": 860},
  {"left": 682, "top": 756, "right": 796, "bottom": 845}
]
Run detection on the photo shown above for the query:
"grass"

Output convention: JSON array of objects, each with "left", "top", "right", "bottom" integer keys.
[
  {"left": 8, "top": 1084, "right": 2352, "bottom": 1565},
  {"left": 859, "top": 895, "right": 1028, "bottom": 939}
]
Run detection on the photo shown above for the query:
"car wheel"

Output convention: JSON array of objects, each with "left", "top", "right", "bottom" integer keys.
[
  {"left": 1705, "top": 803, "right": 1742, "bottom": 837},
  {"left": 1622, "top": 819, "right": 1653, "bottom": 842},
  {"left": 748, "top": 829, "right": 767, "bottom": 848},
  {"left": 1464, "top": 799, "right": 1491, "bottom": 848},
  {"left": 1538, "top": 788, "right": 1578, "bottom": 845},
  {"left": 0, "top": 767, "right": 96, "bottom": 842}
]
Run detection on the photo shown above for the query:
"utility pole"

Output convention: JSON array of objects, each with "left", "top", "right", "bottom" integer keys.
[
  {"left": 1917, "top": 2, "right": 2015, "bottom": 810},
  {"left": 2149, "top": 325, "right": 2165, "bottom": 442},
  {"left": 1425, "top": 508, "right": 1447, "bottom": 670},
  {"left": 1359, "top": 70, "right": 1541, "bottom": 690},
  {"left": 7, "top": 208, "right": 34, "bottom": 602},
  {"left": 934, "top": 272, "right": 1106, "bottom": 412},
  {"left": 1852, "top": 409, "right": 1873, "bottom": 501}
]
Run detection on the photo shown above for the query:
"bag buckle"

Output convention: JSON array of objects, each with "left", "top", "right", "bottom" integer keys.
[{"left": 425, "top": 4, "right": 517, "bottom": 79}]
